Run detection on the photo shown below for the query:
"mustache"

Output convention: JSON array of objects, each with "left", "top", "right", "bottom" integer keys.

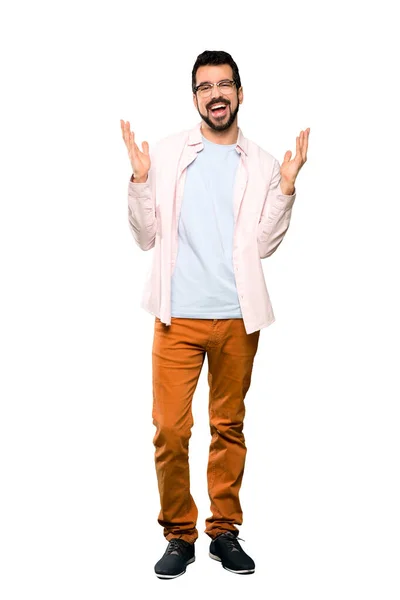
[{"left": 207, "top": 99, "right": 230, "bottom": 109}]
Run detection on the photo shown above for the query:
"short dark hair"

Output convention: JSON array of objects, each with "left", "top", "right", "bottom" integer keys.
[{"left": 192, "top": 50, "right": 242, "bottom": 93}]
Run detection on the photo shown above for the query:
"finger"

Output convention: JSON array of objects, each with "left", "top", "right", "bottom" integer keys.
[
  {"left": 299, "top": 129, "right": 307, "bottom": 162},
  {"left": 302, "top": 128, "right": 310, "bottom": 161},
  {"left": 124, "top": 127, "right": 131, "bottom": 148},
  {"left": 122, "top": 121, "right": 131, "bottom": 146},
  {"left": 129, "top": 132, "right": 138, "bottom": 156},
  {"left": 294, "top": 135, "right": 301, "bottom": 160},
  {"left": 121, "top": 119, "right": 127, "bottom": 142},
  {"left": 130, "top": 130, "right": 140, "bottom": 153},
  {"left": 282, "top": 150, "right": 292, "bottom": 163},
  {"left": 142, "top": 141, "right": 150, "bottom": 155},
  {"left": 299, "top": 130, "right": 305, "bottom": 161},
  {"left": 295, "top": 134, "right": 305, "bottom": 167}
]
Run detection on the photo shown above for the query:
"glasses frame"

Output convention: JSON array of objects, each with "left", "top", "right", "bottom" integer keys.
[{"left": 194, "top": 79, "right": 237, "bottom": 97}]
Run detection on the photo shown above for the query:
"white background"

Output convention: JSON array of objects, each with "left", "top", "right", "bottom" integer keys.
[{"left": 1, "top": 0, "right": 399, "bottom": 598}]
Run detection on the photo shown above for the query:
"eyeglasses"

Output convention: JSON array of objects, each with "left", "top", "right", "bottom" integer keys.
[{"left": 194, "top": 79, "right": 237, "bottom": 98}]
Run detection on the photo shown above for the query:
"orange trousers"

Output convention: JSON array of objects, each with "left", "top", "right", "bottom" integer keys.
[{"left": 151, "top": 316, "right": 260, "bottom": 543}]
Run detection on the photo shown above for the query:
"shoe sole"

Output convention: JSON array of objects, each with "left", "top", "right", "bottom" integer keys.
[
  {"left": 209, "top": 552, "right": 255, "bottom": 575},
  {"left": 155, "top": 556, "right": 195, "bottom": 579}
]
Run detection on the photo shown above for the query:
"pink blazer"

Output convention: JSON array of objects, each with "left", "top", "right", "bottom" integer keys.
[{"left": 127, "top": 121, "right": 296, "bottom": 334}]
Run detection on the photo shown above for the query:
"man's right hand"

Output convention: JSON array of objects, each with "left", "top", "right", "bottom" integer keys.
[{"left": 120, "top": 120, "right": 151, "bottom": 182}]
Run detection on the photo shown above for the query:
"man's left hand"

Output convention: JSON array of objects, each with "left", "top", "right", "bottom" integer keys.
[{"left": 280, "top": 128, "right": 310, "bottom": 194}]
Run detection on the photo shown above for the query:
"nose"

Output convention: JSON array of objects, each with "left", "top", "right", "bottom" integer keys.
[{"left": 210, "top": 84, "right": 219, "bottom": 99}]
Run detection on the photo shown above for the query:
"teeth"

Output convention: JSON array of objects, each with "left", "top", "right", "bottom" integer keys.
[{"left": 211, "top": 104, "right": 226, "bottom": 110}]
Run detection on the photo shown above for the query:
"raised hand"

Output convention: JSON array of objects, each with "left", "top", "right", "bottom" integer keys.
[
  {"left": 120, "top": 119, "right": 151, "bottom": 182},
  {"left": 280, "top": 128, "right": 310, "bottom": 185}
]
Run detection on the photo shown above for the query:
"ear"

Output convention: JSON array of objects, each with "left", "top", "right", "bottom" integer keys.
[
  {"left": 193, "top": 93, "right": 198, "bottom": 108},
  {"left": 238, "top": 86, "right": 244, "bottom": 104}
]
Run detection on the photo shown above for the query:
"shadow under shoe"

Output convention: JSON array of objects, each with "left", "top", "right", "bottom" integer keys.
[
  {"left": 154, "top": 538, "right": 195, "bottom": 579},
  {"left": 209, "top": 531, "right": 255, "bottom": 574}
]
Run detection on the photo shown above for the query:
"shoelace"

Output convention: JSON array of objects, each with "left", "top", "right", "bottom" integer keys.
[
  {"left": 218, "top": 531, "right": 245, "bottom": 552},
  {"left": 166, "top": 539, "right": 188, "bottom": 555}
]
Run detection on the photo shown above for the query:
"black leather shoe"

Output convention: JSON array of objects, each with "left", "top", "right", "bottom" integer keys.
[
  {"left": 154, "top": 538, "right": 195, "bottom": 579},
  {"left": 209, "top": 531, "right": 255, "bottom": 574}
]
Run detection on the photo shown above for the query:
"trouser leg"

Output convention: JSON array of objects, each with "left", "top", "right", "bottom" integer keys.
[
  {"left": 152, "top": 317, "right": 206, "bottom": 543},
  {"left": 204, "top": 319, "right": 260, "bottom": 539}
]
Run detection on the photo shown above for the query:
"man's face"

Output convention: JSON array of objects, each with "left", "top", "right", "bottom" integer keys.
[{"left": 193, "top": 64, "right": 243, "bottom": 132}]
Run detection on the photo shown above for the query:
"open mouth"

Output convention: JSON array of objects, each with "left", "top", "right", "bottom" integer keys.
[{"left": 209, "top": 103, "right": 228, "bottom": 117}]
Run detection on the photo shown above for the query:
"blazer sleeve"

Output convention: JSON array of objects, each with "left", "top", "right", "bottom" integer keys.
[
  {"left": 127, "top": 147, "right": 157, "bottom": 251},
  {"left": 257, "top": 159, "right": 296, "bottom": 259}
]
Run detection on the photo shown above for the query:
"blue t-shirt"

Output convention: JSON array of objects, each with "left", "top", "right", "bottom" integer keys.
[{"left": 171, "top": 135, "right": 242, "bottom": 319}]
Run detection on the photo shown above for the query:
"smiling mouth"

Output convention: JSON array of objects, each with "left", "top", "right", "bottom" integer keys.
[{"left": 209, "top": 103, "right": 229, "bottom": 117}]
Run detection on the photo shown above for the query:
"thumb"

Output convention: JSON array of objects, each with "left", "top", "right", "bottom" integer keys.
[
  {"left": 142, "top": 141, "right": 150, "bottom": 155},
  {"left": 282, "top": 150, "right": 292, "bottom": 164}
]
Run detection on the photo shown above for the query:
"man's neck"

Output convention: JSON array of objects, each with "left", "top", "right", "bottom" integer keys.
[{"left": 200, "top": 122, "right": 239, "bottom": 145}]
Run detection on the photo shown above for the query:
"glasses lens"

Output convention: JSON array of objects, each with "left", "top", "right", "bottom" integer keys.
[
  {"left": 197, "top": 85, "right": 212, "bottom": 97},
  {"left": 219, "top": 82, "right": 235, "bottom": 94}
]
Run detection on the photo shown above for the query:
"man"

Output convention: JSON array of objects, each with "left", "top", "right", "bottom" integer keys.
[{"left": 120, "top": 50, "right": 309, "bottom": 579}]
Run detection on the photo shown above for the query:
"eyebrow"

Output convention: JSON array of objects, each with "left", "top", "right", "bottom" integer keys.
[{"left": 196, "top": 79, "right": 231, "bottom": 86}]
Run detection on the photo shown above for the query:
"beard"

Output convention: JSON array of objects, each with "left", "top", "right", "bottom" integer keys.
[{"left": 197, "top": 97, "right": 240, "bottom": 132}]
